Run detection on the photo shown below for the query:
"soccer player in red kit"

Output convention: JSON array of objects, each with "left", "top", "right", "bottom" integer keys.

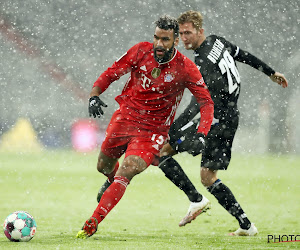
[{"left": 76, "top": 15, "right": 214, "bottom": 239}]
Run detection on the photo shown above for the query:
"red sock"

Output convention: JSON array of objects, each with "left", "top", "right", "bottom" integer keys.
[
  {"left": 105, "top": 162, "right": 119, "bottom": 183},
  {"left": 92, "top": 176, "right": 130, "bottom": 223}
]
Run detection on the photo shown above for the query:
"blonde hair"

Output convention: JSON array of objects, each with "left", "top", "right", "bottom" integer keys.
[{"left": 177, "top": 10, "right": 203, "bottom": 31}]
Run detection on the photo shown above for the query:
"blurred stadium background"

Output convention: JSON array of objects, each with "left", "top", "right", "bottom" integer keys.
[{"left": 0, "top": 0, "right": 299, "bottom": 154}]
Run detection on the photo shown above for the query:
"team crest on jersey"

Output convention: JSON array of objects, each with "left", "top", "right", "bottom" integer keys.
[
  {"left": 151, "top": 68, "right": 161, "bottom": 79},
  {"left": 164, "top": 73, "right": 175, "bottom": 82}
]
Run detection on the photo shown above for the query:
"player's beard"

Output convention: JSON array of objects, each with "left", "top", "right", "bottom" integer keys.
[{"left": 153, "top": 42, "right": 175, "bottom": 63}]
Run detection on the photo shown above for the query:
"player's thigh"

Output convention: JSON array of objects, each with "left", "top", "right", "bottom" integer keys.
[
  {"left": 201, "top": 119, "right": 238, "bottom": 170},
  {"left": 101, "top": 110, "right": 130, "bottom": 159},
  {"left": 116, "top": 133, "right": 167, "bottom": 180},
  {"left": 125, "top": 133, "right": 167, "bottom": 167}
]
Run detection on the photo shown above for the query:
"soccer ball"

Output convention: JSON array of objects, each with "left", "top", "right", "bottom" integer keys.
[{"left": 3, "top": 211, "right": 37, "bottom": 242}]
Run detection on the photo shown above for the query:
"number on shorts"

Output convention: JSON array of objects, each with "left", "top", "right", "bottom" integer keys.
[{"left": 151, "top": 134, "right": 164, "bottom": 145}]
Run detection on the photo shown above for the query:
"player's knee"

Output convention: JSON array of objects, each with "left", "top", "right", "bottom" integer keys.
[
  {"left": 96, "top": 152, "right": 117, "bottom": 174},
  {"left": 201, "top": 177, "right": 210, "bottom": 187},
  {"left": 200, "top": 168, "right": 216, "bottom": 187},
  {"left": 200, "top": 170, "right": 208, "bottom": 187},
  {"left": 118, "top": 155, "right": 147, "bottom": 180},
  {"left": 96, "top": 157, "right": 108, "bottom": 173}
]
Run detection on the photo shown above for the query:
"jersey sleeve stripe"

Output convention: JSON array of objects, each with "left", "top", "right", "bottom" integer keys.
[{"left": 233, "top": 46, "right": 240, "bottom": 57}]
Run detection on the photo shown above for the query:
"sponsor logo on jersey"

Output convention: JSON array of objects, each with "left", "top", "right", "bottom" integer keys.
[
  {"left": 207, "top": 39, "right": 224, "bottom": 64},
  {"left": 141, "top": 73, "right": 153, "bottom": 89},
  {"left": 151, "top": 68, "right": 161, "bottom": 78},
  {"left": 164, "top": 73, "right": 175, "bottom": 82}
]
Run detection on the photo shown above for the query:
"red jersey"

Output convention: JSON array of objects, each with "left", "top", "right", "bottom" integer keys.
[{"left": 93, "top": 42, "right": 214, "bottom": 136}]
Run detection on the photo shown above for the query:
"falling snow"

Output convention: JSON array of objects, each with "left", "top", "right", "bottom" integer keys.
[{"left": 0, "top": 0, "right": 299, "bottom": 153}]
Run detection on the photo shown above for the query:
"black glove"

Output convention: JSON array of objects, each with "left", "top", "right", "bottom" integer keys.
[
  {"left": 88, "top": 96, "right": 107, "bottom": 118},
  {"left": 186, "top": 133, "right": 205, "bottom": 156}
]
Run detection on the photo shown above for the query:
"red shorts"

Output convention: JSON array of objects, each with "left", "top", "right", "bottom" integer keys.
[{"left": 101, "top": 109, "right": 167, "bottom": 166}]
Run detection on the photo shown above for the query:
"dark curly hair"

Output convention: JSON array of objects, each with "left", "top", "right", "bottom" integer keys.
[{"left": 154, "top": 15, "right": 179, "bottom": 38}]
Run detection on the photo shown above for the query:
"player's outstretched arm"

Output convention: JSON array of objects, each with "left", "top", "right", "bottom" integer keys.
[
  {"left": 269, "top": 72, "right": 288, "bottom": 88},
  {"left": 234, "top": 48, "right": 288, "bottom": 89}
]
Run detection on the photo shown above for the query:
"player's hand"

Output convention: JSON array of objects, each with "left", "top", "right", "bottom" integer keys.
[
  {"left": 187, "top": 133, "right": 205, "bottom": 156},
  {"left": 270, "top": 72, "right": 288, "bottom": 88},
  {"left": 89, "top": 96, "right": 107, "bottom": 118}
]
